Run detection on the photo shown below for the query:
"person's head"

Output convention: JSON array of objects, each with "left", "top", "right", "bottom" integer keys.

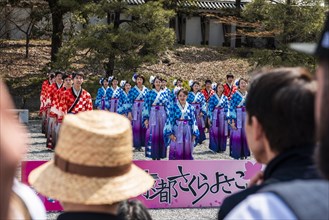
[
  {"left": 72, "top": 72, "right": 84, "bottom": 87},
  {"left": 216, "top": 83, "right": 224, "bottom": 95},
  {"left": 29, "top": 111, "right": 154, "bottom": 213},
  {"left": 245, "top": 68, "right": 316, "bottom": 164},
  {"left": 0, "top": 81, "right": 28, "bottom": 220},
  {"left": 118, "top": 200, "right": 152, "bottom": 220},
  {"left": 110, "top": 76, "right": 118, "bottom": 87},
  {"left": 177, "top": 89, "right": 188, "bottom": 103},
  {"left": 236, "top": 78, "right": 248, "bottom": 90},
  {"left": 150, "top": 76, "right": 161, "bottom": 89},
  {"left": 205, "top": 79, "right": 212, "bottom": 90},
  {"left": 48, "top": 73, "right": 55, "bottom": 81},
  {"left": 120, "top": 80, "right": 131, "bottom": 93},
  {"left": 226, "top": 74, "right": 234, "bottom": 84},
  {"left": 161, "top": 78, "right": 167, "bottom": 88},
  {"left": 135, "top": 74, "right": 145, "bottom": 86},
  {"left": 63, "top": 74, "right": 73, "bottom": 89},
  {"left": 190, "top": 81, "right": 200, "bottom": 92},
  {"left": 100, "top": 78, "right": 109, "bottom": 88},
  {"left": 55, "top": 71, "right": 63, "bottom": 84},
  {"left": 174, "top": 78, "right": 182, "bottom": 87}
]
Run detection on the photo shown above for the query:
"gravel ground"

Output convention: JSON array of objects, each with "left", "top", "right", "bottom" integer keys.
[{"left": 24, "top": 120, "right": 249, "bottom": 220}]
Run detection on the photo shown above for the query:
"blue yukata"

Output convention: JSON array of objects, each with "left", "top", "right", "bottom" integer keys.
[
  {"left": 187, "top": 91, "right": 207, "bottom": 144},
  {"left": 164, "top": 102, "right": 199, "bottom": 160},
  {"left": 105, "top": 86, "right": 126, "bottom": 114},
  {"left": 142, "top": 89, "right": 170, "bottom": 159},
  {"left": 95, "top": 86, "right": 110, "bottom": 110},
  {"left": 127, "top": 85, "right": 149, "bottom": 149},
  {"left": 207, "top": 94, "right": 229, "bottom": 152},
  {"left": 228, "top": 90, "right": 250, "bottom": 159}
]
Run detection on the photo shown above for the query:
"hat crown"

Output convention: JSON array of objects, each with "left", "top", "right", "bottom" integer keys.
[{"left": 55, "top": 111, "right": 132, "bottom": 167}]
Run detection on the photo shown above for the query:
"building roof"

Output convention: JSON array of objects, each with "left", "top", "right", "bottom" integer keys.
[{"left": 126, "top": 0, "right": 249, "bottom": 10}]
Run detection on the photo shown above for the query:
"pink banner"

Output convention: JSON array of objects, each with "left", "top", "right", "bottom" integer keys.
[{"left": 21, "top": 160, "right": 263, "bottom": 211}]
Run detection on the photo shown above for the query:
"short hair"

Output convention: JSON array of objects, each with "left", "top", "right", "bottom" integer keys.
[
  {"left": 118, "top": 200, "right": 152, "bottom": 220},
  {"left": 73, "top": 71, "right": 84, "bottom": 79},
  {"left": 55, "top": 71, "right": 63, "bottom": 77},
  {"left": 216, "top": 83, "right": 224, "bottom": 92},
  {"left": 205, "top": 79, "right": 212, "bottom": 84},
  {"left": 177, "top": 88, "right": 188, "bottom": 97},
  {"left": 226, "top": 74, "right": 234, "bottom": 79},
  {"left": 246, "top": 67, "right": 316, "bottom": 153},
  {"left": 49, "top": 73, "right": 55, "bottom": 80},
  {"left": 136, "top": 74, "right": 145, "bottom": 83},
  {"left": 62, "top": 74, "right": 72, "bottom": 81},
  {"left": 161, "top": 78, "right": 167, "bottom": 82}
]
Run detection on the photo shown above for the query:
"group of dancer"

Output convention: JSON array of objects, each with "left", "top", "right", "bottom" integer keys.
[
  {"left": 39, "top": 71, "right": 93, "bottom": 149},
  {"left": 94, "top": 73, "right": 250, "bottom": 160}
]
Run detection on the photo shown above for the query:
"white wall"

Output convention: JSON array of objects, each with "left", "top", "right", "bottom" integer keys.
[
  {"left": 185, "top": 16, "right": 202, "bottom": 45},
  {"left": 209, "top": 20, "right": 224, "bottom": 47}
]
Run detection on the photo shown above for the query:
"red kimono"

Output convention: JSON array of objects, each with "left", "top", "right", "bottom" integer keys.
[
  {"left": 58, "top": 87, "right": 93, "bottom": 122},
  {"left": 201, "top": 88, "right": 215, "bottom": 103},
  {"left": 39, "top": 80, "right": 52, "bottom": 114},
  {"left": 223, "top": 83, "right": 237, "bottom": 101}
]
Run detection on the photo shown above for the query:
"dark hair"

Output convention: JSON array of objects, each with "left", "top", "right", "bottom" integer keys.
[
  {"left": 216, "top": 83, "right": 224, "bottom": 93},
  {"left": 316, "top": 59, "right": 329, "bottom": 179},
  {"left": 190, "top": 81, "right": 200, "bottom": 92},
  {"left": 177, "top": 88, "right": 188, "bottom": 97},
  {"left": 205, "top": 79, "right": 212, "bottom": 84},
  {"left": 237, "top": 78, "right": 248, "bottom": 88},
  {"left": 152, "top": 76, "right": 161, "bottom": 88},
  {"left": 49, "top": 73, "right": 55, "bottom": 80},
  {"left": 161, "top": 78, "right": 167, "bottom": 82},
  {"left": 62, "top": 74, "right": 71, "bottom": 81},
  {"left": 73, "top": 71, "right": 84, "bottom": 79},
  {"left": 55, "top": 71, "right": 63, "bottom": 77},
  {"left": 136, "top": 74, "right": 145, "bottom": 83},
  {"left": 226, "top": 74, "right": 234, "bottom": 79},
  {"left": 246, "top": 67, "right": 316, "bottom": 154},
  {"left": 101, "top": 78, "right": 108, "bottom": 86},
  {"left": 118, "top": 200, "right": 152, "bottom": 220}
]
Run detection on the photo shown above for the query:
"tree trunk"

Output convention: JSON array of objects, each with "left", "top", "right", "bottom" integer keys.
[
  {"left": 48, "top": 0, "right": 65, "bottom": 62},
  {"left": 105, "top": 11, "right": 120, "bottom": 77},
  {"left": 25, "top": 34, "right": 30, "bottom": 58}
]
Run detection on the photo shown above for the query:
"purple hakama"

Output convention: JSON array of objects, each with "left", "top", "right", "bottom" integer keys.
[
  {"left": 109, "top": 98, "right": 119, "bottom": 112},
  {"left": 191, "top": 103, "right": 206, "bottom": 144},
  {"left": 209, "top": 107, "right": 228, "bottom": 152},
  {"left": 145, "top": 105, "right": 167, "bottom": 159},
  {"left": 230, "top": 107, "right": 250, "bottom": 159},
  {"left": 132, "top": 100, "right": 146, "bottom": 149},
  {"left": 169, "top": 120, "right": 193, "bottom": 160}
]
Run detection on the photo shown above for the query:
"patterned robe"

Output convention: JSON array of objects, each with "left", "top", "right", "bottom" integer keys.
[
  {"left": 40, "top": 79, "right": 52, "bottom": 114},
  {"left": 187, "top": 91, "right": 207, "bottom": 144},
  {"left": 207, "top": 94, "right": 229, "bottom": 152},
  {"left": 228, "top": 90, "right": 250, "bottom": 159},
  {"left": 164, "top": 102, "right": 199, "bottom": 160},
  {"left": 47, "top": 82, "right": 63, "bottom": 109},
  {"left": 201, "top": 88, "right": 215, "bottom": 103},
  {"left": 105, "top": 86, "right": 126, "bottom": 114},
  {"left": 142, "top": 89, "right": 171, "bottom": 159},
  {"left": 127, "top": 86, "right": 149, "bottom": 149},
  {"left": 95, "top": 86, "right": 110, "bottom": 110},
  {"left": 223, "top": 83, "right": 238, "bottom": 101},
  {"left": 58, "top": 87, "right": 93, "bottom": 121}
]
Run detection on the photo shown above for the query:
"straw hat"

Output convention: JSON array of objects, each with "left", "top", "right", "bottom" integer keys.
[{"left": 29, "top": 111, "right": 154, "bottom": 205}]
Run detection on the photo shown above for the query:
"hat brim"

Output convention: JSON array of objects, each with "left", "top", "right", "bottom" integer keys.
[
  {"left": 29, "top": 161, "right": 154, "bottom": 205},
  {"left": 289, "top": 43, "right": 317, "bottom": 55}
]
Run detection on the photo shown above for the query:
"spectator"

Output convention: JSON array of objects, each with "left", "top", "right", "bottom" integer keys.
[
  {"left": 218, "top": 68, "right": 319, "bottom": 219},
  {"left": 118, "top": 200, "right": 152, "bottom": 220},
  {"left": 29, "top": 111, "right": 154, "bottom": 219},
  {"left": 226, "top": 14, "right": 329, "bottom": 220}
]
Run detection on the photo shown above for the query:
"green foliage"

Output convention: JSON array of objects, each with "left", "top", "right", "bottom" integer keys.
[
  {"left": 56, "top": 0, "right": 175, "bottom": 76},
  {"left": 242, "top": 0, "right": 326, "bottom": 44}
]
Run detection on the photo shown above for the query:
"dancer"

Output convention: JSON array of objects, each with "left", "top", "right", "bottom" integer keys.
[
  {"left": 46, "top": 71, "right": 63, "bottom": 150},
  {"left": 40, "top": 72, "right": 55, "bottom": 134},
  {"left": 95, "top": 78, "right": 110, "bottom": 110},
  {"left": 228, "top": 78, "right": 250, "bottom": 159},
  {"left": 143, "top": 76, "right": 170, "bottom": 160},
  {"left": 187, "top": 80, "right": 207, "bottom": 144},
  {"left": 120, "top": 80, "right": 131, "bottom": 116},
  {"left": 223, "top": 73, "right": 237, "bottom": 101},
  {"left": 161, "top": 78, "right": 170, "bottom": 95},
  {"left": 172, "top": 78, "right": 183, "bottom": 102},
  {"left": 47, "top": 74, "right": 73, "bottom": 149},
  {"left": 127, "top": 74, "right": 149, "bottom": 151},
  {"left": 208, "top": 83, "right": 229, "bottom": 153},
  {"left": 105, "top": 76, "right": 126, "bottom": 114},
  {"left": 164, "top": 89, "right": 199, "bottom": 160},
  {"left": 58, "top": 72, "right": 93, "bottom": 119}
]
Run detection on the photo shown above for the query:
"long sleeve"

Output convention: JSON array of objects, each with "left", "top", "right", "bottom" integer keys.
[
  {"left": 207, "top": 95, "right": 216, "bottom": 121},
  {"left": 105, "top": 88, "right": 113, "bottom": 109},
  {"left": 186, "top": 92, "right": 194, "bottom": 104},
  {"left": 200, "top": 93, "right": 207, "bottom": 115},
  {"left": 228, "top": 93, "right": 241, "bottom": 120},
  {"left": 142, "top": 91, "right": 151, "bottom": 123},
  {"left": 85, "top": 92, "right": 93, "bottom": 111},
  {"left": 223, "top": 96, "right": 229, "bottom": 119},
  {"left": 126, "top": 88, "right": 137, "bottom": 113},
  {"left": 190, "top": 106, "right": 199, "bottom": 138},
  {"left": 95, "top": 88, "right": 103, "bottom": 109},
  {"left": 117, "top": 89, "right": 127, "bottom": 115}
]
